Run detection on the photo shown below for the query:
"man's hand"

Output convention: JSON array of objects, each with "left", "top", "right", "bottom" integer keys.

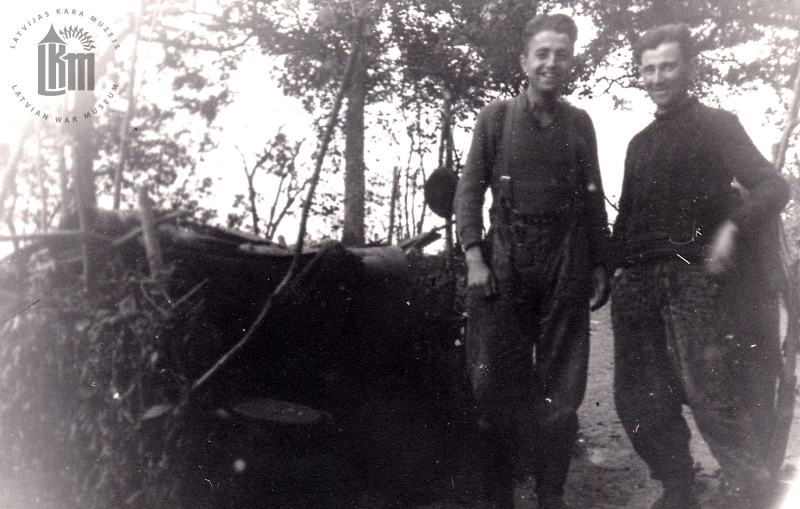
[
  {"left": 706, "top": 219, "right": 739, "bottom": 275},
  {"left": 465, "top": 245, "right": 497, "bottom": 298},
  {"left": 590, "top": 265, "right": 610, "bottom": 311}
]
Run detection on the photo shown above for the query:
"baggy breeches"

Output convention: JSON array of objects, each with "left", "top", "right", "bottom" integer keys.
[
  {"left": 465, "top": 219, "right": 591, "bottom": 496},
  {"left": 611, "top": 259, "right": 781, "bottom": 491}
]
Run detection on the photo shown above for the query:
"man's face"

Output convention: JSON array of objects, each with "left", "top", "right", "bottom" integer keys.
[
  {"left": 520, "top": 30, "right": 574, "bottom": 97},
  {"left": 640, "top": 41, "right": 692, "bottom": 113}
]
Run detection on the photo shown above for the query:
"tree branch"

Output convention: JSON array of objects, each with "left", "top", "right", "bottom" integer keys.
[
  {"left": 149, "top": 32, "right": 253, "bottom": 53},
  {"left": 235, "top": 145, "right": 260, "bottom": 235}
]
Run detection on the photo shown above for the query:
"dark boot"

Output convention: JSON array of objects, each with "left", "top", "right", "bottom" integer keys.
[
  {"left": 537, "top": 494, "right": 569, "bottom": 509},
  {"left": 651, "top": 477, "right": 699, "bottom": 509},
  {"left": 485, "top": 482, "right": 514, "bottom": 509},
  {"left": 475, "top": 424, "right": 515, "bottom": 509}
]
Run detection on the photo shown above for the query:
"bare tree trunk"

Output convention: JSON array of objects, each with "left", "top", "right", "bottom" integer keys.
[
  {"left": 247, "top": 177, "right": 260, "bottom": 236},
  {"left": 36, "top": 132, "right": 48, "bottom": 231},
  {"left": 236, "top": 146, "right": 261, "bottom": 235},
  {"left": 388, "top": 166, "right": 400, "bottom": 244},
  {"left": 774, "top": 64, "right": 800, "bottom": 172},
  {"left": 71, "top": 86, "right": 99, "bottom": 290},
  {"left": 72, "top": 170, "right": 94, "bottom": 291},
  {"left": 342, "top": 27, "right": 367, "bottom": 247},
  {"left": 57, "top": 139, "right": 69, "bottom": 219},
  {"left": 113, "top": 0, "right": 144, "bottom": 209},
  {"left": 0, "top": 118, "right": 33, "bottom": 225},
  {"left": 440, "top": 90, "right": 454, "bottom": 257},
  {"left": 72, "top": 93, "right": 98, "bottom": 212},
  {"left": 416, "top": 182, "right": 427, "bottom": 235},
  {"left": 401, "top": 120, "right": 418, "bottom": 241},
  {"left": 6, "top": 196, "right": 19, "bottom": 253}
]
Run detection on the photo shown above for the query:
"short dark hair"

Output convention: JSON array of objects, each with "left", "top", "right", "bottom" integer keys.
[
  {"left": 522, "top": 13, "right": 578, "bottom": 54},
  {"left": 632, "top": 24, "right": 696, "bottom": 65}
]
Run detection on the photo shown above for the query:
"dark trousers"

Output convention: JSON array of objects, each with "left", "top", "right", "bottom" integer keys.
[
  {"left": 466, "top": 223, "right": 590, "bottom": 497},
  {"left": 611, "top": 260, "right": 780, "bottom": 492}
]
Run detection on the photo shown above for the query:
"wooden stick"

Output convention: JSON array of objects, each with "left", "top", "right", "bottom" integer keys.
[
  {"left": 768, "top": 51, "right": 800, "bottom": 474},
  {"left": 58, "top": 211, "right": 185, "bottom": 265},
  {"left": 399, "top": 225, "right": 445, "bottom": 251},
  {"left": 110, "top": 210, "right": 185, "bottom": 247},
  {"left": 0, "top": 231, "right": 112, "bottom": 243},
  {"left": 168, "top": 279, "right": 209, "bottom": 311},
  {"left": 138, "top": 186, "right": 164, "bottom": 278}
]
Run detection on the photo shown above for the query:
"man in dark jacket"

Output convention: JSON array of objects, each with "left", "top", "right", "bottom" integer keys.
[
  {"left": 454, "top": 13, "right": 610, "bottom": 509},
  {"left": 610, "top": 23, "right": 790, "bottom": 509}
]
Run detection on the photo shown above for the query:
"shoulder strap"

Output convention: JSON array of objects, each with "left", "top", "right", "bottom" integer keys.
[{"left": 496, "top": 98, "right": 517, "bottom": 181}]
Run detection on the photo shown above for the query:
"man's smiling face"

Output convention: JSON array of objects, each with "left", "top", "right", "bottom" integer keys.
[
  {"left": 640, "top": 41, "right": 692, "bottom": 113},
  {"left": 520, "top": 30, "right": 574, "bottom": 98}
]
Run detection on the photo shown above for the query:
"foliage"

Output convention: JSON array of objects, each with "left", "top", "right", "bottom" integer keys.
[
  {"left": 0, "top": 249, "right": 227, "bottom": 509},
  {"left": 0, "top": 230, "right": 477, "bottom": 508},
  {"left": 573, "top": 0, "right": 800, "bottom": 104},
  {"left": 93, "top": 101, "right": 218, "bottom": 223}
]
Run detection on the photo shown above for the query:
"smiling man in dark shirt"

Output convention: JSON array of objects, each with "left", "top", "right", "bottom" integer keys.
[
  {"left": 455, "top": 13, "right": 610, "bottom": 509},
  {"left": 610, "top": 24, "right": 789, "bottom": 509}
]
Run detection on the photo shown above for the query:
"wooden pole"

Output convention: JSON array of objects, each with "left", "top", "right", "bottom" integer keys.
[
  {"left": 768, "top": 53, "right": 800, "bottom": 474},
  {"left": 36, "top": 131, "right": 48, "bottom": 231},
  {"left": 441, "top": 90, "right": 454, "bottom": 261},
  {"left": 388, "top": 167, "right": 400, "bottom": 244},
  {"left": 138, "top": 186, "right": 164, "bottom": 279},
  {"left": 774, "top": 64, "right": 800, "bottom": 173}
]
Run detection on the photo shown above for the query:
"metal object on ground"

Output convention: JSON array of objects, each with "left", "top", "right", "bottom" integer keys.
[{"left": 233, "top": 398, "right": 329, "bottom": 425}]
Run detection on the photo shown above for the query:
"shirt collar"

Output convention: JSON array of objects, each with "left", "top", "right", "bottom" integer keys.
[
  {"left": 519, "top": 92, "right": 561, "bottom": 127},
  {"left": 654, "top": 95, "right": 697, "bottom": 120}
]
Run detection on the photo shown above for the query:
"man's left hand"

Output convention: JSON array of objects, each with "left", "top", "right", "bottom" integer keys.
[
  {"left": 706, "top": 219, "right": 739, "bottom": 275},
  {"left": 590, "top": 266, "right": 610, "bottom": 311}
]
